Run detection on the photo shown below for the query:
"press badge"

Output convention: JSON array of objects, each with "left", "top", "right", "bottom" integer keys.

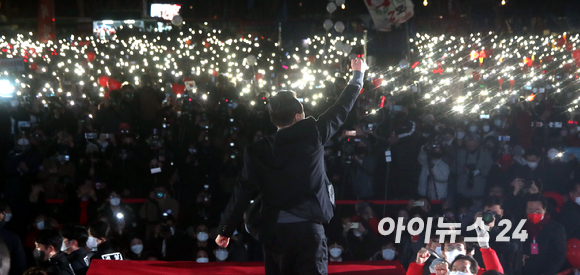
[{"left": 531, "top": 238, "right": 538, "bottom": 255}]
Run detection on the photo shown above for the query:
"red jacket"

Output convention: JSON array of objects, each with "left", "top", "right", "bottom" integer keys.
[{"left": 405, "top": 247, "right": 504, "bottom": 275}]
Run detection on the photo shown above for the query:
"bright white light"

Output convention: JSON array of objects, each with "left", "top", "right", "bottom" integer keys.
[{"left": 0, "top": 80, "right": 15, "bottom": 98}]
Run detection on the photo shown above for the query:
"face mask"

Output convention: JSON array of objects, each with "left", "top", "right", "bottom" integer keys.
[
  {"left": 216, "top": 249, "right": 229, "bottom": 261},
  {"left": 352, "top": 229, "right": 362, "bottom": 237},
  {"left": 456, "top": 132, "right": 465, "bottom": 140},
  {"left": 575, "top": 197, "right": 580, "bottom": 206},
  {"left": 110, "top": 198, "right": 121, "bottom": 206},
  {"left": 131, "top": 244, "right": 144, "bottom": 254},
  {"left": 527, "top": 161, "right": 539, "bottom": 169},
  {"left": 4, "top": 213, "right": 12, "bottom": 222},
  {"left": 435, "top": 246, "right": 442, "bottom": 257},
  {"left": 528, "top": 213, "right": 544, "bottom": 224},
  {"left": 445, "top": 139, "right": 453, "bottom": 146},
  {"left": 61, "top": 242, "right": 67, "bottom": 252},
  {"left": 18, "top": 138, "right": 30, "bottom": 146},
  {"left": 196, "top": 257, "right": 209, "bottom": 263},
  {"left": 36, "top": 221, "right": 45, "bottom": 230},
  {"left": 434, "top": 125, "right": 441, "bottom": 132},
  {"left": 101, "top": 141, "right": 109, "bottom": 149},
  {"left": 445, "top": 249, "right": 465, "bottom": 264},
  {"left": 548, "top": 149, "right": 558, "bottom": 159},
  {"left": 189, "top": 148, "right": 196, "bottom": 154},
  {"left": 329, "top": 248, "right": 342, "bottom": 258},
  {"left": 33, "top": 249, "right": 46, "bottom": 263},
  {"left": 494, "top": 119, "right": 502, "bottom": 127},
  {"left": 463, "top": 120, "right": 469, "bottom": 126},
  {"left": 197, "top": 232, "right": 209, "bottom": 242},
  {"left": 449, "top": 272, "right": 471, "bottom": 275},
  {"left": 469, "top": 126, "right": 478, "bottom": 133},
  {"left": 87, "top": 236, "right": 99, "bottom": 249},
  {"left": 382, "top": 248, "right": 395, "bottom": 260},
  {"left": 482, "top": 126, "right": 490, "bottom": 133}
]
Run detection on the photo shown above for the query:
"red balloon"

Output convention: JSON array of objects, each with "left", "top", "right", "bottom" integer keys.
[
  {"left": 86, "top": 52, "right": 96, "bottom": 62},
  {"left": 472, "top": 72, "right": 481, "bottom": 81},
  {"left": 98, "top": 75, "right": 109, "bottom": 87},
  {"left": 565, "top": 43, "right": 574, "bottom": 52},
  {"left": 573, "top": 50, "right": 580, "bottom": 61},
  {"left": 308, "top": 55, "right": 315, "bottom": 63},
  {"left": 372, "top": 78, "right": 384, "bottom": 88},
  {"left": 29, "top": 63, "right": 38, "bottom": 70},
  {"left": 212, "top": 70, "right": 219, "bottom": 77},
  {"left": 484, "top": 48, "right": 494, "bottom": 57},
  {"left": 568, "top": 238, "right": 580, "bottom": 251},
  {"left": 575, "top": 60, "right": 580, "bottom": 67},
  {"left": 567, "top": 248, "right": 580, "bottom": 267},
  {"left": 545, "top": 56, "right": 554, "bottom": 62},
  {"left": 108, "top": 78, "right": 122, "bottom": 91},
  {"left": 564, "top": 63, "right": 573, "bottom": 72},
  {"left": 255, "top": 73, "right": 264, "bottom": 81},
  {"left": 171, "top": 83, "right": 186, "bottom": 95},
  {"left": 556, "top": 37, "right": 566, "bottom": 47}
]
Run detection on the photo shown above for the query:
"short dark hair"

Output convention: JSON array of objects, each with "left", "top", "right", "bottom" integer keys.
[
  {"left": 524, "top": 147, "right": 542, "bottom": 158},
  {"left": 481, "top": 196, "right": 503, "bottom": 209},
  {"left": 35, "top": 229, "right": 63, "bottom": 253},
  {"left": 89, "top": 221, "right": 110, "bottom": 240},
  {"left": 61, "top": 225, "right": 89, "bottom": 248},
  {"left": 451, "top": 255, "right": 479, "bottom": 274},
  {"left": 524, "top": 194, "right": 548, "bottom": 209},
  {"left": 443, "top": 235, "right": 465, "bottom": 246},
  {"left": 268, "top": 91, "right": 303, "bottom": 128}
]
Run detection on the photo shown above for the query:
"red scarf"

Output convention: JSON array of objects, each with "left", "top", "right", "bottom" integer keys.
[{"left": 524, "top": 212, "right": 551, "bottom": 239}]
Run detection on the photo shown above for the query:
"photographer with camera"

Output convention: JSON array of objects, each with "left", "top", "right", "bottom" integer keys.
[
  {"left": 456, "top": 133, "right": 493, "bottom": 199},
  {"left": 462, "top": 196, "right": 518, "bottom": 274},
  {"left": 139, "top": 186, "right": 179, "bottom": 240},
  {"left": 418, "top": 137, "right": 450, "bottom": 200}
]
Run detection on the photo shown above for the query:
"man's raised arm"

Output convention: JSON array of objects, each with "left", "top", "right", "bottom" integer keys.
[{"left": 316, "top": 58, "right": 367, "bottom": 145}]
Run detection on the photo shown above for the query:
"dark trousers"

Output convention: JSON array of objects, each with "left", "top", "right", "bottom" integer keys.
[{"left": 263, "top": 221, "right": 328, "bottom": 275}]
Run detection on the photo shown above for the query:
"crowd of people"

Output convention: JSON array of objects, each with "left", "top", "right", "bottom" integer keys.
[{"left": 0, "top": 42, "right": 580, "bottom": 275}]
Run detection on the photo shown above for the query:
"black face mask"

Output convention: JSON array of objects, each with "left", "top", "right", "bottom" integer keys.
[{"left": 33, "top": 249, "right": 46, "bottom": 263}]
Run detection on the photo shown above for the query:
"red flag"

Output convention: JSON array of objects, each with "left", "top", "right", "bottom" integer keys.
[{"left": 37, "top": 0, "right": 55, "bottom": 43}]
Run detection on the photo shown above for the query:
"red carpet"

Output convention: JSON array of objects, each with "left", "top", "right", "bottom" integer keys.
[{"left": 87, "top": 260, "right": 406, "bottom": 275}]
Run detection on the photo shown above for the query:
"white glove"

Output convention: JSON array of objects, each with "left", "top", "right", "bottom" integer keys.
[{"left": 476, "top": 226, "right": 490, "bottom": 249}]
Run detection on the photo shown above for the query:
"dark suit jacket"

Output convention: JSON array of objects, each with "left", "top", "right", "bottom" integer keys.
[
  {"left": 522, "top": 219, "right": 566, "bottom": 275},
  {"left": 218, "top": 76, "right": 363, "bottom": 245}
]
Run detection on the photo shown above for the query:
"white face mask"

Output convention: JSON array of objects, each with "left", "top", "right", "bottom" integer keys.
[
  {"left": 527, "top": 161, "right": 539, "bottom": 169},
  {"left": 469, "top": 126, "right": 478, "bottom": 133},
  {"left": 3, "top": 213, "right": 12, "bottom": 222},
  {"left": 482, "top": 126, "right": 490, "bottom": 133},
  {"left": 449, "top": 272, "right": 471, "bottom": 275},
  {"left": 17, "top": 138, "right": 30, "bottom": 146},
  {"left": 456, "top": 132, "right": 465, "bottom": 140},
  {"left": 61, "top": 241, "right": 67, "bottom": 252},
  {"left": 197, "top": 232, "right": 209, "bottom": 242},
  {"left": 434, "top": 125, "right": 441, "bottom": 132},
  {"left": 36, "top": 221, "right": 45, "bottom": 230},
  {"left": 189, "top": 148, "right": 196, "bottom": 154},
  {"left": 215, "top": 249, "right": 229, "bottom": 261},
  {"left": 435, "top": 246, "right": 442, "bottom": 257},
  {"left": 329, "top": 248, "right": 342, "bottom": 258},
  {"left": 87, "top": 236, "right": 99, "bottom": 249},
  {"left": 445, "top": 249, "right": 465, "bottom": 264},
  {"left": 494, "top": 119, "right": 502, "bottom": 127},
  {"left": 548, "top": 149, "right": 558, "bottom": 159},
  {"left": 110, "top": 198, "right": 121, "bottom": 206},
  {"left": 445, "top": 139, "right": 454, "bottom": 146},
  {"left": 352, "top": 229, "right": 362, "bottom": 237},
  {"left": 196, "top": 257, "right": 209, "bottom": 263},
  {"left": 382, "top": 248, "right": 395, "bottom": 260},
  {"left": 131, "top": 244, "right": 144, "bottom": 255}
]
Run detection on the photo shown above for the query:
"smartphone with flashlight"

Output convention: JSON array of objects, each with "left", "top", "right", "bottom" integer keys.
[
  {"left": 480, "top": 114, "right": 490, "bottom": 119},
  {"left": 350, "top": 222, "right": 359, "bottom": 229},
  {"left": 345, "top": 130, "right": 356, "bottom": 137}
]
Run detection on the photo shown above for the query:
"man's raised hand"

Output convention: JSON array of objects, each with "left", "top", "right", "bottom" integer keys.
[{"left": 351, "top": 58, "right": 368, "bottom": 73}]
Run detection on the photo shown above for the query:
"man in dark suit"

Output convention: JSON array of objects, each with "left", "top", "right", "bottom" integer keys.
[{"left": 216, "top": 58, "right": 367, "bottom": 275}]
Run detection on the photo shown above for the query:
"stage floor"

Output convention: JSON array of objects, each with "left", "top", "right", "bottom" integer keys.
[{"left": 87, "top": 260, "right": 406, "bottom": 275}]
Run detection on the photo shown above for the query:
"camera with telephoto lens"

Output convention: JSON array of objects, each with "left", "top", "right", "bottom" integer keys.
[
  {"left": 341, "top": 136, "right": 362, "bottom": 165},
  {"left": 482, "top": 210, "right": 495, "bottom": 224},
  {"left": 424, "top": 136, "right": 445, "bottom": 159}
]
